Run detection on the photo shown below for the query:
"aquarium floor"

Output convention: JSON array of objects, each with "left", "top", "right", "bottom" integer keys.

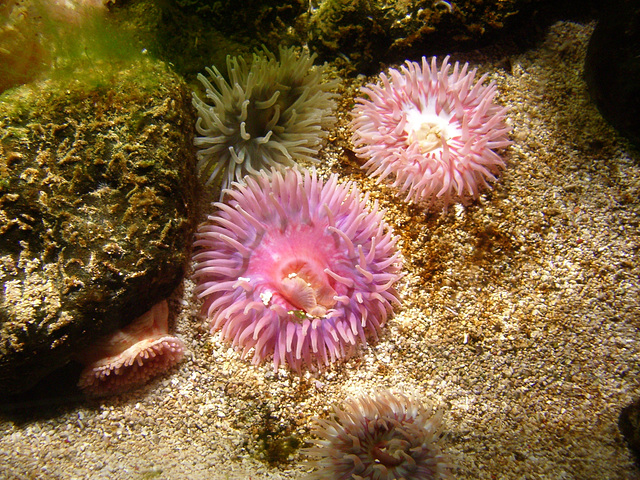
[{"left": 1, "top": 21, "right": 639, "bottom": 480}]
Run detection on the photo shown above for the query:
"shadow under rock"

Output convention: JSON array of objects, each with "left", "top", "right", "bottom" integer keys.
[{"left": 0, "top": 361, "right": 87, "bottom": 422}]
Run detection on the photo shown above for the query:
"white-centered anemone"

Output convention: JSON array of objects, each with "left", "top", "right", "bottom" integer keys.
[{"left": 351, "top": 55, "right": 512, "bottom": 209}]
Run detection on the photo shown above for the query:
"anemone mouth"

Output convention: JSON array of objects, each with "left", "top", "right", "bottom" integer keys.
[
  {"left": 276, "top": 258, "right": 337, "bottom": 317},
  {"left": 368, "top": 427, "right": 414, "bottom": 469},
  {"left": 404, "top": 105, "right": 455, "bottom": 155},
  {"left": 408, "top": 121, "right": 447, "bottom": 153},
  {"left": 371, "top": 443, "right": 405, "bottom": 468}
]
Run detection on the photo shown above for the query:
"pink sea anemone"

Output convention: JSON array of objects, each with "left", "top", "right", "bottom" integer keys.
[
  {"left": 350, "top": 55, "right": 511, "bottom": 209},
  {"left": 192, "top": 168, "right": 402, "bottom": 371},
  {"left": 305, "top": 390, "right": 452, "bottom": 479},
  {"left": 76, "top": 300, "right": 185, "bottom": 396}
]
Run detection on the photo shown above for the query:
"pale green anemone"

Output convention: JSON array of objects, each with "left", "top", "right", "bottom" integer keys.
[{"left": 192, "top": 47, "right": 339, "bottom": 189}]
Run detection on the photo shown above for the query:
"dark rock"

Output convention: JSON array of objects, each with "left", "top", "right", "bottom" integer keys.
[
  {"left": 584, "top": 0, "right": 640, "bottom": 146},
  {"left": 108, "top": 0, "right": 307, "bottom": 82},
  {"left": 305, "top": 0, "right": 594, "bottom": 74},
  {"left": 620, "top": 397, "right": 640, "bottom": 464},
  {"left": 0, "top": 57, "right": 198, "bottom": 394}
]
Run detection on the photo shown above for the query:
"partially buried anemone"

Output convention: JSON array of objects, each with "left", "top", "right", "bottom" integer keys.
[
  {"left": 76, "top": 300, "right": 185, "bottom": 397},
  {"left": 192, "top": 168, "right": 403, "bottom": 371},
  {"left": 305, "top": 390, "right": 452, "bottom": 479},
  {"left": 192, "top": 47, "right": 339, "bottom": 190},
  {"left": 351, "top": 55, "right": 511, "bottom": 210}
]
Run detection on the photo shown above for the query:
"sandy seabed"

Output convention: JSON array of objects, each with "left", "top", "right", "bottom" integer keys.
[{"left": 1, "top": 20, "right": 639, "bottom": 480}]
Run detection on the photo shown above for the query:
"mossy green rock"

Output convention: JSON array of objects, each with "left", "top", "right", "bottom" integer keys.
[{"left": 0, "top": 57, "right": 198, "bottom": 394}]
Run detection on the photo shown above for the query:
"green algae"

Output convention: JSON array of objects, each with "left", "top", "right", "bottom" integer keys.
[
  {"left": 0, "top": 0, "right": 147, "bottom": 96},
  {"left": 138, "top": 469, "right": 163, "bottom": 479},
  {"left": 255, "top": 420, "right": 302, "bottom": 466},
  {"left": 249, "top": 402, "right": 303, "bottom": 466}
]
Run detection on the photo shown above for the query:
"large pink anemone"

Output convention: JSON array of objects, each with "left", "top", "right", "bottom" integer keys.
[
  {"left": 350, "top": 55, "right": 511, "bottom": 209},
  {"left": 192, "top": 168, "right": 403, "bottom": 371}
]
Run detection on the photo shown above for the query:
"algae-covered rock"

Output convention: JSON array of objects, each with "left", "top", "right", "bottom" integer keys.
[
  {"left": 306, "top": 0, "right": 580, "bottom": 73},
  {"left": 0, "top": 55, "right": 198, "bottom": 393}
]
